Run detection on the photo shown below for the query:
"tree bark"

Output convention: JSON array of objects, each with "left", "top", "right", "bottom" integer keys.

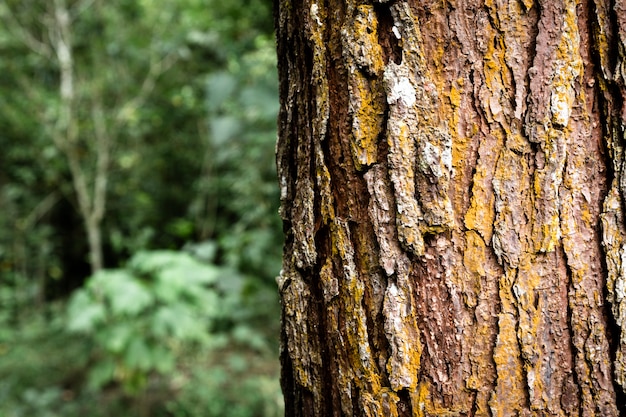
[{"left": 274, "top": 0, "right": 626, "bottom": 415}]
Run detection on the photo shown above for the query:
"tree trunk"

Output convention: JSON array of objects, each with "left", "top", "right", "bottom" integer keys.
[{"left": 274, "top": 0, "right": 626, "bottom": 415}]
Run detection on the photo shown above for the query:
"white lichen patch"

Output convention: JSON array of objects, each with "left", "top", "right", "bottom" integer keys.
[
  {"left": 602, "top": 184, "right": 626, "bottom": 389},
  {"left": 392, "top": 25, "right": 401, "bottom": 40},
  {"left": 387, "top": 76, "right": 417, "bottom": 107},
  {"left": 384, "top": 61, "right": 425, "bottom": 255},
  {"left": 310, "top": 3, "right": 322, "bottom": 27},
  {"left": 550, "top": 85, "right": 575, "bottom": 127},
  {"left": 383, "top": 283, "right": 414, "bottom": 388},
  {"left": 382, "top": 259, "right": 421, "bottom": 391},
  {"left": 421, "top": 139, "right": 446, "bottom": 178}
]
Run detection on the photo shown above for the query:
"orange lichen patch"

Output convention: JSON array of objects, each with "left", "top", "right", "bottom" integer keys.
[
  {"left": 529, "top": 1, "right": 583, "bottom": 255},
  {"left": 530, "top": 128, "right": 566, "bottom": 254},
  {"left": 513, "top": 257, "right": 550, "bottom": 405},
  {"left": 482, "top": 35, "right": 510, "bottom": 124},
  {"left": 413, "top": 380, "right": 466, "bottom": 417},
  {"left": 489, "top": 270, "right": 526, "bottom": 416},
  {"left": 492, "top": 147, "right": 531, "bottom": 268},
  {"left": 550, "top": 1, "right": 582, "bottom": 128},
  {"left": 349, "top": 75, "right": 385, "bottom": 170},
  {"left": 330, "top": 218, "right": 386, "bottom": 399},
  {"left": 343, "top": 4, "right": 385, "bottom": 171},
  {"left": 520, "top": 0, "right": 533, "bottom": 12},
  {"left": 464, "top": 129, "right": 501, "bottom": 245},
  {"left": 464, "top": 290, "right": 499, "bottom": 415},
  {"left": 464, "top": 172, "right": 496, "bottom": 244},
  {"left": 361, "top": 389, "right": 400, "bottom": 417},
  {"left": 342, "top": 4, "right": 385, "bottom": 76},
  {"left": 315, "top": 142, "right": 335, "bottom": 223},
  {"left": 464, "top": 231, "right": 488, "bottom": 278},
  {"left": 462, "top": 231, "right": 487, "bottom": 309},
  {"left": 448, "top": 80, "right": 462, "bottom": 109}
]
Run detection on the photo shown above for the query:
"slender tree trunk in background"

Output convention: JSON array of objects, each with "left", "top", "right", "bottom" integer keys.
[
  {"left": 275, "top": 0, "right": 626, "bottom": 415},
  {"left": 52, "top": 0, "right": 108, "bottom": 274},
  {"left": 4, "top": 0, "right": 178, "bottom": 275}
]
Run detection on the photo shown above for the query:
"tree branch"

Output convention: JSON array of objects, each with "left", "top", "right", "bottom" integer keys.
[
  {"left": 115, "top": 49, "right": 180, "bottom": 128},
  {"left": 0, "top": 3, "right": 53, "bottom": 59},
  {"left": 91, "top": 100, "right": 111, "bottom": 224}
]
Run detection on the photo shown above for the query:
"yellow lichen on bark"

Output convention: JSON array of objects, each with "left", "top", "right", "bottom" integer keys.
[
  {"left": 361, "top": 389, "right": 400, "bottom": 417},
  {"left": 602, "top": 184, "right": 626, "bottom": 388},
  {"left": 464, "top": 146, "right": 498, "bottom": 244},
  {"left": 330, "top": 218, "right": 389, "bottom": 405},
  {"left": 529, "top": 0, "right": 582, "bottom": 254},
  {"left": 343, "top": 4, "right": 385, "bottom": 171},
  {"left": 489, "top": 270, "right": 527, "bottom": 417},
  {"left": 413, "top": 380, "right": 465, "bottom": 417},
  {"left": 276, "top": 0, "right": 626, "bottom": 414},
  {"left": 462, "top": 231, "right": 487, "bottom": 308}
]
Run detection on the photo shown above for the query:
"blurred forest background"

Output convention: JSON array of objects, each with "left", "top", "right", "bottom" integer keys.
[{"left": 0, "top": 0, "right": 283, "bottom": 416}]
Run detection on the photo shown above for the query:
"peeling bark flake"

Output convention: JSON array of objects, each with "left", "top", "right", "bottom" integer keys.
[{"left": 383, "top": 257, "right": 422, "bottom": 392}]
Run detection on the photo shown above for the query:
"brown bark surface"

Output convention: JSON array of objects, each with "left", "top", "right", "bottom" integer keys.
[{"left": 274, "top": 0, "right": 626, "bottom": 415}]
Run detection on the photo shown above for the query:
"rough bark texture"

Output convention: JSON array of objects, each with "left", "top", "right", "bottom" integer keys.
[{"left": 274, "top": 0, "right": 626, "bottom": 415}]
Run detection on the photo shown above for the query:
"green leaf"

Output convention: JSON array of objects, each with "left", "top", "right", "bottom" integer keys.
[
  {"left": 151, "top": 345, "right": 176, "bottom": 374},
  {"left": 153, "top": 305, "right": 209, "bottom": 343},
  {"left": 206, "top": 71, "right": 237, "bottom": 111},
  {"left": 100, "top": 324, "right": 134, "bottom": 354},
  {"left": 210, "top": 116, "right": 241, "bottom": 145},
  {"left": 185, "top": 240, "right": 218, "bottom": 263},
  {"left": 66, "top": 291, "right": 106, "bottom": 332},
  {"left": 124, "top": 337, "right": 153, "bottom": 371},
  {"left": 90, "top": 270, "right": 153, "bottom": 316},
  {"left": 88, "top": 359, "right": 116, "bottom": 390}
]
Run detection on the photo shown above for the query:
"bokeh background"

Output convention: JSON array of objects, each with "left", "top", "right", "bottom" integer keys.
[{"left": 0, "top": 1, "right": 283, "bottom": 415}]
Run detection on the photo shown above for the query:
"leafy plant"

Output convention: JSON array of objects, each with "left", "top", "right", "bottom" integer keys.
[{"left": 65, "top": 250, "right": 225, "bottom": 393}]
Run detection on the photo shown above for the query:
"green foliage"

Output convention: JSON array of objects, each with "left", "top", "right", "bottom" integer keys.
[
  {"left": 167, "top": 364, "right": 282, "bottom": 417},
  {"left": 0, "top": 0, "right": 283, "bottom": 415},
  {"left": 0, "top": 0, "right": 281, "bottom": 293},
  {"left": 198, "top": 34, "right": 282, "bottom": 279},
  {"left": 0, "top": 310, "right": 93, "bottom": 417},
  {"left": 66, "top": 251, "right": 222, "bottom": 392},
  {"left": 0, "top": 249, "right": 282, "bottom": 416}
]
